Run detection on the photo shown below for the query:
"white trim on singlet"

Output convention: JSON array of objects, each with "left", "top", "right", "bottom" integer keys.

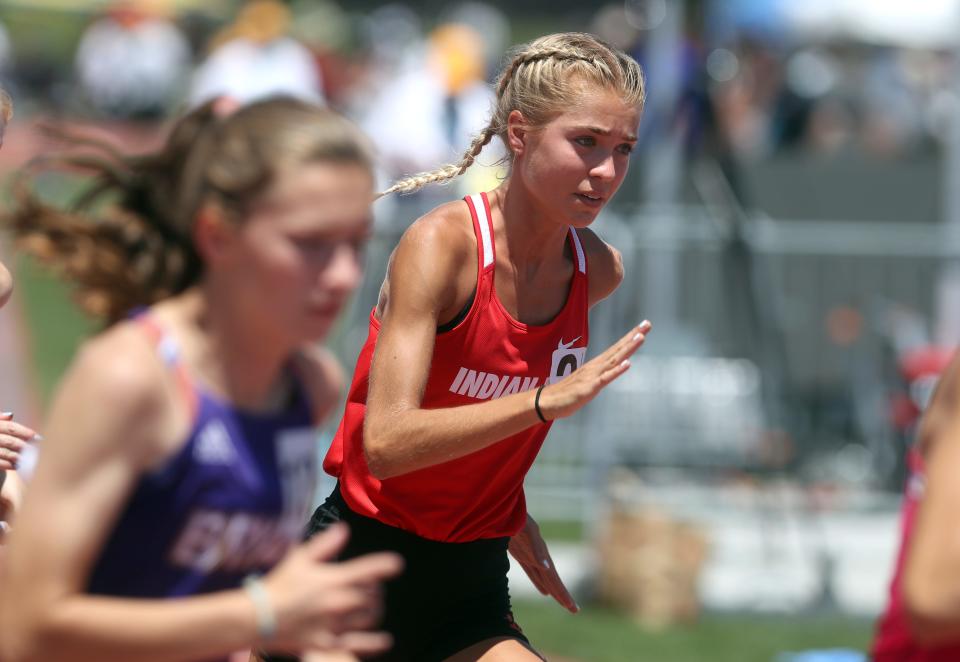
[
  {"left": 468, "top": 193, "right": 585, "bottom": 274},
  {"left": 570, "top": 227, "right": 586, "bottom": 274},
  {"left": 469, "top": 193, "right": 494, "bottom": 268}
]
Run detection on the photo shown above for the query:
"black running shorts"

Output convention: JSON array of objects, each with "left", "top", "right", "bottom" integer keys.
[{"left": 260, "top": 484, "right": 532, "bottom": 662}]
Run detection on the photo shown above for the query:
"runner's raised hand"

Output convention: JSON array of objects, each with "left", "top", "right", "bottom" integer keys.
[{"left": 536, "top": 321, "right": 651, "bottom": 421}]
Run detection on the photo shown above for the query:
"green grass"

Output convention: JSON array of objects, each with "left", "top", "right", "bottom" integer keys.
[
  {"left": 538, "top": 520, "right": 585, "bottom": 542},
  {"left": 13, "top": 254, "right": 97, "bottom": 402},
  {"left": 513, "top": 599, "right": 874, "bottom": 662},
  {"left": 5, "top": 173, "right": 103, "bottom": 403}
]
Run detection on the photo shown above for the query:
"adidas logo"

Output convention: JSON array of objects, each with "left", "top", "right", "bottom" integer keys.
[{"left": 194, "top": 420, "right": 236, "bottom": 465}]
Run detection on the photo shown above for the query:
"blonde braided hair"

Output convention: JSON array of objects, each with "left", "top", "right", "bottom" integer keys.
[
  {"left": 377, "top": 125, "right": 497, "bottom": 198},
  {"left": 379, "top": 32, "right": 645, "bottom": 198}
]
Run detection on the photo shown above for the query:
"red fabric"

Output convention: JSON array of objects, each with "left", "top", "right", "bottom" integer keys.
[
  {"left": 323, "top": 192, "right": 590, "bottom": 542},
  {"left": 872, "top": 450, "right": 960, "bottom": 660},
  {"left": 900, "top": 348, "right": 956, "bottom": 383}
]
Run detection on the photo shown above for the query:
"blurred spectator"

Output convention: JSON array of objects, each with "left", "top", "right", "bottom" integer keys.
[
  {"left": 361, "top": 3, "right": 424, "bottom": 77},
  {"left": 75, "top": 0, "right": 191, "bottom": 120},
  {"left": 344, "top": 2, "right": 424, "bottom": 118},
  {"left": 710, "top": 36, "right": 782, "bottom": 160},
  {"left": 359, "top": 23, "right": 500, "bottom": 196},
  {"left": 438, "top": 2, "right": 510, "bottom": 79},
  {"left": 288, "top": 1, "right": 356, "bottom": 107},
  {"left": 177, "top": 9, "right": 221, "bottom": 59},
  {"left": 189, "top": 0, "right": 323, "bottom": 107}
]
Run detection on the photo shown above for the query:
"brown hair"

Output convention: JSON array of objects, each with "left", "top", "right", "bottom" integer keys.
[
  {"left": 6, "top": 97, "right": 374, "bottom": 323},
  {"left": 379, "top": 32, "right": 645, "bottom": 198}
]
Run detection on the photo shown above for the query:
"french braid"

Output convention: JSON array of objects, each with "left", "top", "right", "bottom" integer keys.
[{"left": 379, "top": 32, "right": 645, "bottom": 197}]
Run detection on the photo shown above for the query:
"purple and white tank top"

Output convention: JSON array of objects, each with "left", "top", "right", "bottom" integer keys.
[{"left": 86, "top": 315, "right": 319, "bottom": 600}]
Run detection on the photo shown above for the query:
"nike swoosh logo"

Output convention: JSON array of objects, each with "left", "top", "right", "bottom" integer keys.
[{"left": 557, "top": 337, "right": 581, "bottom": 350}]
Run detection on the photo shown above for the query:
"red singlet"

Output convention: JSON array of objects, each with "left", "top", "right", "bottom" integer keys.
[
  {"left": 324, "top": 192, "right": 590, "bottom": 542},
  {"left": 872, "top": 449, "right": 960, "bottom": 660}
]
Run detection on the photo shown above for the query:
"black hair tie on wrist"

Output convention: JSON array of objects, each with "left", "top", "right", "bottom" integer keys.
[{"left": 534, "top": 384, "right": 548, "bottom": 423}]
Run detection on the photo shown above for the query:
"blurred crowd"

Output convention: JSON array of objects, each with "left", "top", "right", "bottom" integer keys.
[
  {"left": 0, "top": 0, "right": 513, "bottom": 197},
  {"left": 612, "top": 1, "right": 959, "bottom": 164},
  {"left": 685, "top": 32, "right": 957, "bottom": 161},
  {"left": 0, "top": 0, "right": 959, "bottom": 202}
]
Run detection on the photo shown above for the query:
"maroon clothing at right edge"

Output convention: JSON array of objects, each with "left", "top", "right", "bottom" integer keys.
[{"left": 873, "top": 449, "right": 960, "bottom": 660}]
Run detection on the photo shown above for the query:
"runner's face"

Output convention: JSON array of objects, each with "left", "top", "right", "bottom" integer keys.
[
  {"left": 220, "top": 161, "right": 374, "bottom": 345},
  {"left": 0, "top": 88, "right": 11, "bottom": 308},
  {"left": 514, "top": 85, "right": 640, "bottom": 227}
]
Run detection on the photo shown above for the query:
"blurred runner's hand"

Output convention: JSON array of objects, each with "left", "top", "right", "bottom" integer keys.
[{"left": 0, "top": 412, "right": 37, "bottom": 471}]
